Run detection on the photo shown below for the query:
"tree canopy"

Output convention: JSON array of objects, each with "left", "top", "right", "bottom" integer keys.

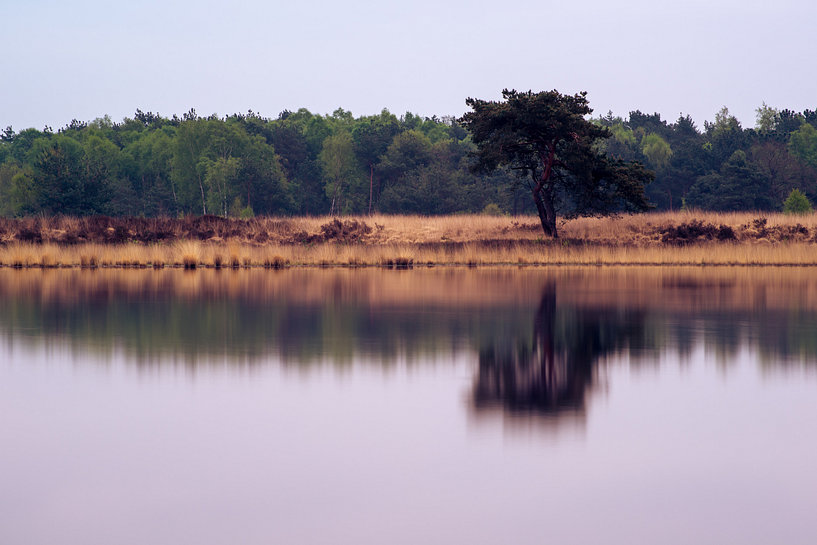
[
  {"left": 3, "top": 97, "right": 817, "bottom": 220},
  {"left": 460, "top": 89, "right": 652, "bottom": 237},
  {"left": 0, "top": 109, "right": 514, "bottom": 218}
]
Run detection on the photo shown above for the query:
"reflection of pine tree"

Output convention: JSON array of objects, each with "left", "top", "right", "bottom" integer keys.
[
  {"left": 472, "top": 284, "right": 646, "bottom": 416},
  {"left": 473, "top": 284, "right": 588, "bottom": 413}
]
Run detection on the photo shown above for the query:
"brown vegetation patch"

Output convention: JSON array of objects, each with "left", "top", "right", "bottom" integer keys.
[
  {"left": 289, "top": 219, "right": 373, "bottom": 244},
  {"left": 656, "top": 216, "right": 812, "bottom": 245},
  {"left": 17, "top": 227, "right": 43, "bottom": 243},
  {"left": 317, "top": 219, "right": 372, "bottom": 242},
  {"left": 511, "top": 220, "right": 541, "bottom": 232},
  {"left": 659, "top": 220, "right": 736, "bottom": 245},
  {"left": 740, "top": 218, "right": 809, "bottom": 242}
]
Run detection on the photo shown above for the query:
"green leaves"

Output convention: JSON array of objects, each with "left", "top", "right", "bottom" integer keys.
[
  {"left": 319, "top": 131, "right": 362, "bottom": 215},
  {"left": 788, "top": 123, "right": 817, "bottom": 169},
  {"left": 640, "top": 133, "right": 673, "bottom": 170},
  {"left": 783, "top": 188, "right": 812, "bottom": 214}
]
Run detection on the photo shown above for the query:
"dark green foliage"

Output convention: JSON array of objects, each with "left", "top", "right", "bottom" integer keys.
[
  {"left": 704, "top": 107, "right": 747, "bottom": 168},
  {"left": 351, "top": 110, "right": 401, "bottom": 213},
  {"left": 30, "top": 135, "right": 110, "bottom": 215},
  {"left": 595, "top": 105, "right": 817, "bottom": 213},
  {"left": 3, "top": 99, "right": 817, "bottom": 218},
  {"left": 686, "top": 150, "right": 774, "bottom": 211},
  {"left": 461, "top": 89, "right": 652, "bottom": 237},
  {"left": 379, "top": 140, "right": 470, "bottom": 214},
  {"left": 268, "top": 119, "right": 328, "bottom": 215}
]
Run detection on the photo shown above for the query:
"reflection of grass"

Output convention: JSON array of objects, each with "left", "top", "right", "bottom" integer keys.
[
  {"left": 263, "top": 255, "right": 288, "bottom": 269},
  {"left": 4, "top": 266, "right": 817, "bottom": 312}
]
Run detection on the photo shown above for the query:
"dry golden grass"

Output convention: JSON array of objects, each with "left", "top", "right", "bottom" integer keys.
[
  {"left": 251, "top": 210, "right": 817, "bottom": 245},
  {"left": 2, "top": 211, "right": 816, "bottom": 244},
  {"left": 1, "top": 211, "right": 817, "bottom": 268},
  {"left": 1, "top": 238, "right": 817, "bottom": 268},
  {"left": 559, "top": 210, "right": 817, "bottom": 244}
]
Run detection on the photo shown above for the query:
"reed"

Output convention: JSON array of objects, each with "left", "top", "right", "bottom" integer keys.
[
  {"left": 174, "top": 240, "right": 201, "bottom": 269},
  {"left": 79, "top": 253, "right": 99, "bottom": 268},
  {"left": 0, "top": 239, "right": 816, "bottom": 268}
]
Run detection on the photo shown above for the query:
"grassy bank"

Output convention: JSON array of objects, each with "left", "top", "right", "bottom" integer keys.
[{"left": 1, "top": 211, "right": 817, "bottom": 268}]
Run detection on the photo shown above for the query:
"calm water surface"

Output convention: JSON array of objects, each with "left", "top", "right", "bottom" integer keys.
[{"left": 1, "top": 268, "right": 816, "bottom": 545}]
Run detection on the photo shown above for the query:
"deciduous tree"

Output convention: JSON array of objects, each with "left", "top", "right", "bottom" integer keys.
[{"left": 319, "top": 131, "right": 361, "bottom": 215}]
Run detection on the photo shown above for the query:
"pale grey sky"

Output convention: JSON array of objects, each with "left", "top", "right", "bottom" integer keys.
[{"left": 4, "top": 0, "right": 816, "bottom": 131}]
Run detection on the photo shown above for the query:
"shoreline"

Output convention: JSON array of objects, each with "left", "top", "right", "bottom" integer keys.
[
  {"left": 2, "top": 240, "right": 817, "bottom": 268},
  {"left": 2, "top": 212, "right": 817, "bottom": 268}
]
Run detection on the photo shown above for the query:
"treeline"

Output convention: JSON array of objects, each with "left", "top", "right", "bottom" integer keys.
[
  {"left": 598, "top": 105, "right": 817, "bottom": 211},
  {"left": 1, "top": 103, "right": 816, "bottom": 217},
  {"left": 0, "top": 108, "right": 521, "bottom": 218}
]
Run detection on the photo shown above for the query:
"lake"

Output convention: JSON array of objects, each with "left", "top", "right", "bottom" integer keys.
[{"left": 1, "top": 267, "right": 816, "bottom": 545}]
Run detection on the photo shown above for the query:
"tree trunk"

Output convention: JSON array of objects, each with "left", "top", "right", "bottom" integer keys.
[
  {"left": 330, "top": 178, "right": 342, "bottom": 216},
  {"left": 512, "top": 187, "right": 521, "bottom": 216},
  {"left": 532, "top": 187, "right": 558, "bottom": 238},
  {"left": 199, "top": 181, "right": 207, "bottom": 215},
  {"left": 531, "top": 143, "right": 558, "bottom": 238},
  {"left": 165, "top": 173, "right": 178, "bottom": 209},
  {"left": 187, "top": 141, "right": 206, "bottom": 215},
  {"left": 368, "top": 163, "right": 374, "bottom": 215}
]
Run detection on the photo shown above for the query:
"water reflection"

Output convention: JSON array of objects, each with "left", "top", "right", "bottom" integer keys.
[
  {"left": 1, "top": 267, "right": 816, "bottom": 374},
  {"left": 472, "top": 284, "right": 646, "bottom": 418},
  {"left": 4, "top": 269, "right": 817, "bottom": 545}
]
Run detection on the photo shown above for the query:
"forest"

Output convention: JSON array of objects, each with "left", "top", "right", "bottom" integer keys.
[{"left": 1, "top": 103, "right": 816, "bottom": 218}]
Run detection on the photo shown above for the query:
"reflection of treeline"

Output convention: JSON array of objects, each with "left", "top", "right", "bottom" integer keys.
[
  {"left": 0, "top": 289, "right": 534, "bottom": 365},
  {"left": 2, "top": 270, "right": 817, "bottom": 367},
  {"left": 656, "top": 309, "right": 817, "bottom": 366},
  {"left": 3, "top": 105, "right": 817, "bottom": 218}
]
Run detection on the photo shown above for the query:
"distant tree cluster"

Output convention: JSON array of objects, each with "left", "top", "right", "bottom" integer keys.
[
  {"left": 1, "top": 100, "right": 815, "bottom": 219},
  {"left": 596, "top": 104, "right": 817, "bottom": 212},
  {"left": 0, "top": 108, "right": 520, "bottom": 218}
]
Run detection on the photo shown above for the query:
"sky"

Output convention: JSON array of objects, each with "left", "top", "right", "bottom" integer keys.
[{"left": 3, "top": 0, "right": 816, "bottom": 131}]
